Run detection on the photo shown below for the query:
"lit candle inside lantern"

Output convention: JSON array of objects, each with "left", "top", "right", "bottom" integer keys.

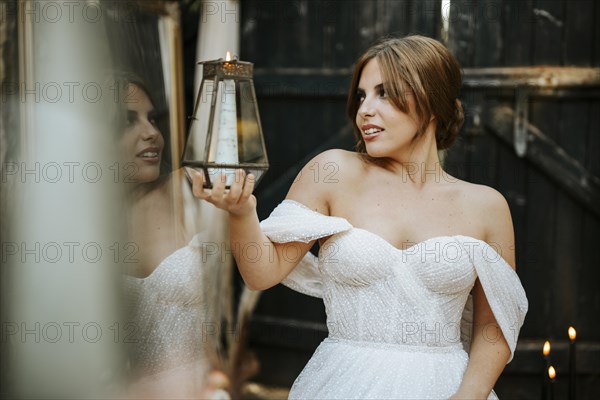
[
  {"left": 215, "top": 51, "right": 239, "bottom": 186},
  {"left": 568, "top": 327, "right": 576, "bottom": 400},
  {"left": 548, "top": 365, "right": 556, "bottom": 400}
]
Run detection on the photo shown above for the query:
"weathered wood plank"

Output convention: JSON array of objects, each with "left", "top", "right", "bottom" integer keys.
[
  {"left": 579, "top": 98, "right": 600, "bottom": 342},
  {"left": 410, "top": 0, "right": 442, "bottom": 38},
  {"left": 321, "top": 1, "right": 359, "bottom": 68},
  {"left": 467, "top": 133, "right": 497, "bottom": 186},
  {"left": 502, "top": 0, "right": 535, "bottom": 66},
  {"left": 475, "top": 0, "right": 503, "bottom": 67},
  {"left": 462, "top": 66, "right": 600, "bottom": 88},
  {"left": 596, "top": 0, "right": 600, "bottom": 67},
  {"left": 588, "top": 101, "right": 600, "bottom": 176},
  {"left": 553, "top": 193, "right": 583, "bottom": 335},
  {"left": 384, "top": 0, "right": 411, "bottom": 37},
  {"left": 580, "top": 215, "right": 600, "bottom": 340},
  {"left": 564, "top": 0, "right": 594, "bottom": 66},
  {"left": 495, "top": 142, "right": 529, "bottom": 294},
  {"left": 253, "top": 69, "right": 351, "bottom": 98},
  {"left": 252, "top": 66, "right": 600, "bottom": 99},
  {"left": 483, "top": 104, "right": 600, "bottom": 217},
  {"left": 524, "top": 166, "right": 557, "bottom": 338},
  {"left": 468, "top": 0, "right": 501, "bottom": 191},
  {"left": 532, "top": 0, "right": 565, "bottom": 65},
  {"left": 447, "top": 0, "right": 476, "bottom": 67}
]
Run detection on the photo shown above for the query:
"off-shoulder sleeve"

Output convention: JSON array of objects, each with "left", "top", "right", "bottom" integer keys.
[
  {"left": 260, "top": 200, "right": 352, "bottom": 298},
  {"left": 260, "top": 200, "right": 352, "bottom": 244},
  {"left": 461, "top": 241, "right": 528, "bottom": 363}
]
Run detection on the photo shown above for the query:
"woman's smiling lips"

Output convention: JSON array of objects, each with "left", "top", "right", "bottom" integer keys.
[
  {"left": 361, "top": 124, "right": 384, "bottom": 141},
  {"left": 137, "top": 146, "right": 161, "bottom": 163}
]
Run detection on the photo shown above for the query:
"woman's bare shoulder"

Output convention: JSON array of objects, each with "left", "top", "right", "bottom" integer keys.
[
  {"left": 286, "top": 149, "right": 363, "bottom": 214},
  {"left": 446, "top": 179, "right": 505, "bottom": 206},
  {"left": 446, "top": 179, "right": 510, "bottom": 221},
  {"left": 312, "top": 148, "right": 363, "bottom": 165},
  {"left": 292, "top": 149, "right": 364, "bottom": 186},
  {"left": 456, "top": 180, "right": 509, "bottom": 215},
  {"left": 450, "top": 179, "right": 515, "bottom": 263}
]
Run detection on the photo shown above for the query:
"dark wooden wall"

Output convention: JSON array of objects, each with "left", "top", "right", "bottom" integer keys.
[{"left": 187, "top": 0, "right": 600, "bottom": 397}]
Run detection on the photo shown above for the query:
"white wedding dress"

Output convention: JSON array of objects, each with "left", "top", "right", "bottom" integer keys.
[
  {"left": 260, "top": 200, "right": 528, "bottom": 399},
  {"left": 124, "top": 231, "right": 211, "bottom": 396}
]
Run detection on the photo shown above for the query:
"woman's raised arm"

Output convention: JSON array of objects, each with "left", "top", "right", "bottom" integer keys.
[{"left": 189, "top": 152, "right": 334, "bottom": 290}]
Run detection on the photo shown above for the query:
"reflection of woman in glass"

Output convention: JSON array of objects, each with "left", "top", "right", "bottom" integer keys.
[
  {"left": 113, "top": 73, "right": 228, "bottom": 399},
  {"left": 118, "top": 76, "right": 165, "bottom": 192},
  {"left": 116, "top": 75, "right": 178, "bottom": 280}
]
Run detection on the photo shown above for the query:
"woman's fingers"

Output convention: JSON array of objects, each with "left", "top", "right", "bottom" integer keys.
[
  {"left": 210, "top": 173, "right": 227, "bottom": 201},
  {"left": 239, "top": 173, "right": 255, "bottom": 204},
  {"left": 190, "top": 169, "right": 255, "bottom": 213},
  {"left": 190, "top": 169, "right": 208, "bottom": 199},
  {"left": 226, "top": 169, "right": 245, "bottom": 204}
]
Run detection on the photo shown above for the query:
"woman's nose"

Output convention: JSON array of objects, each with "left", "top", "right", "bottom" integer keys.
[
  {"left": 358, "top": 98, "right": 375, "bottom": 118},
  {"left": 141, "top": 121, "right": 160, "bottom": 140}
]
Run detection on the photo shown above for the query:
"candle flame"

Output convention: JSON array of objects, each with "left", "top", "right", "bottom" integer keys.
[
  {"left": 543, "top": 340, "right": 551, "bottom": 356},
  {"left": 225, "top": 51, "right": 232, "bottom": 62},
  {"left": 568, "top": 326, "right": 576, "bottom": 341},
  {"left": 548, "top": 365, "right": 556, "bottom": 380}
]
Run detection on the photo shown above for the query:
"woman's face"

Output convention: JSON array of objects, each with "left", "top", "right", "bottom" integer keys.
[
  {"left": 119, "top": 83, "right": 165, "bottom": 184},
  {"left": 355, "top": 58, "right": 420, "bottom": 159}
]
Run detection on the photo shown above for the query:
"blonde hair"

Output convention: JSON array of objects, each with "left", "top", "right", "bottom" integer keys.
[{"left": 347, "top": 35, "right": 464, "bottom": 159}]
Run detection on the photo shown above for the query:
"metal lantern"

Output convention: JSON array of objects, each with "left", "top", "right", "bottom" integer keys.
[{"left": 182, "top": 54, "right": 269, "bottom": 189}]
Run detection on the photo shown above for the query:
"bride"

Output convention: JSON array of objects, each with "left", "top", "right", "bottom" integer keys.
[{"left": 190, "top": 35, "right": 528, "bottom": 399}]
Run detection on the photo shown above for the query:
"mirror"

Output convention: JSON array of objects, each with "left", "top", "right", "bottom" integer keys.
[{"left": 103, "top": 1, "right": 223, "bottom": 397}]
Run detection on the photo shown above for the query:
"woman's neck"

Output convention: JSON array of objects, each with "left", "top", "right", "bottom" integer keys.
[
  {"left": 385, "top": 131, "right": 444, "bottom": 188},
  {"left": 126, "top": 174, "right": 169, "bottom": 201}
]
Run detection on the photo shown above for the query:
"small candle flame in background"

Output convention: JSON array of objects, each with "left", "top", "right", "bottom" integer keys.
[
  {"left": 225, "top": 51, "right": 232, "bottom": 62},
  {"left": 543, "top": 340, "right": 551, "bottom": 356},
  {"left": 568, "top": 326, "right": 577, "bottom": 400},
  {"left": 548, "top": 365, "right": 557, "bottom": 380}
]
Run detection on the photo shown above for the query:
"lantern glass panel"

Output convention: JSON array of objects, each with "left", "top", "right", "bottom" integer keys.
[
  {"left": 237, "top": 79, "right": 267, "bottom": 165},
  {"left": 182, "top": 78, "right": 214, "bottom": 170}
]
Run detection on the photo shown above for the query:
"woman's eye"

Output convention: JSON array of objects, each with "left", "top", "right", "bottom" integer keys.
[
  {"left": 126, "top": 110, "right": 137, "bottom": 126},
  {"left": 356, "top": 92, "right": 365, "bottom": 103},
  {"left": 148, "top": 111, "right": 159, "bottom": 127},
  {"left": 378, "top": 87, "right": 386, "bottom": 98}
]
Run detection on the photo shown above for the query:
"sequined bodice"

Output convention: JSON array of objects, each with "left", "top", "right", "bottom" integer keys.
[{"left": 319, "top": 229, "right": 480, "bottom": 347}]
